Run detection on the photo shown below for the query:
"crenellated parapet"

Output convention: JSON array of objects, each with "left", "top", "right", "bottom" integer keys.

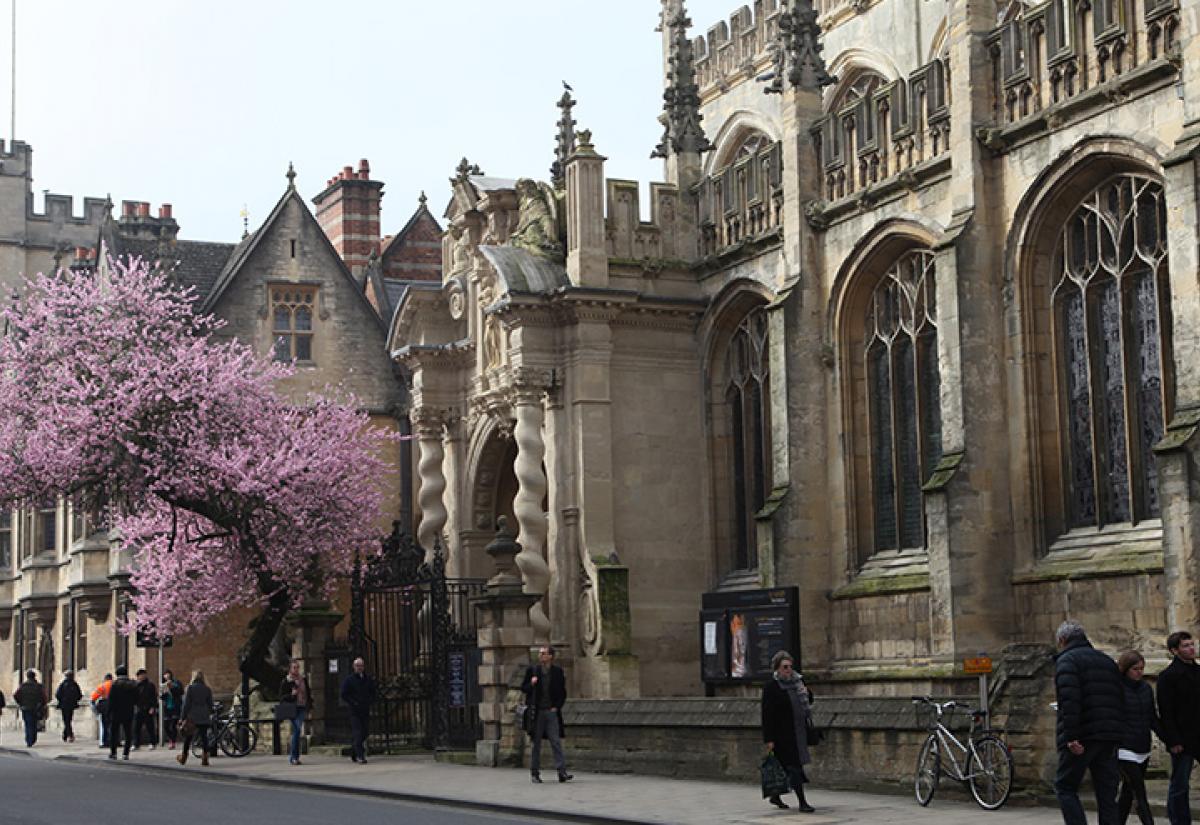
[
  {"left": 693, "top": 1, "right": 782, "bottom": 99},
  {"left": 604, "top": 178, "right": 689, "bottom": 263}
]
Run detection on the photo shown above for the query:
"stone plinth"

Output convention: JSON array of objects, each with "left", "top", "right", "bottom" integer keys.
[{"left": 473, "top": 582, "right": 539, "bottom": 767}]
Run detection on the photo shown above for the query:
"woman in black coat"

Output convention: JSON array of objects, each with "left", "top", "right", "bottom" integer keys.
[
  {"left": 1117, "top": 650, "right": 1161, "bottom": 825},
  {"left": 761, "top": 650, "right": 815, "bottom": 813}
]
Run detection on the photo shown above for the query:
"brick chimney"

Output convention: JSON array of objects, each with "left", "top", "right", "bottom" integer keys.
[
  {"left": 117, "top": 200, "right": 180, "bottom": 242},
  {"left": 312, "top": 158, "right": 384, "bottom": 276}
]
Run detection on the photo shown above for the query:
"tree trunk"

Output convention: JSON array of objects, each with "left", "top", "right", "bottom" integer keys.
[{"left": 238, "top": 580, "right": 291, "bottom": 695}]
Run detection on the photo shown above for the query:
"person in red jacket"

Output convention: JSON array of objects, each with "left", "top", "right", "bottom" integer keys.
[{"left": 91, "top": 673, "right": 113, "bottom": 749}]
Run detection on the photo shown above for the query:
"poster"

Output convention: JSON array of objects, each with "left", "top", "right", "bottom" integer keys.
[
  {"left": 704, "top": 621, "right": 718, "bottom": 655},
  {"left": 700, "top": 587, "right": 799, "bottom": 684},
  {"left": 730, "top": 612, "right": 749, "bottom": 678}
]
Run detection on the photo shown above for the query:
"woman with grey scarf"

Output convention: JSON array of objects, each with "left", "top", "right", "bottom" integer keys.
[{"left": 761, "top": 650, "right": 816, "bottom": 813}]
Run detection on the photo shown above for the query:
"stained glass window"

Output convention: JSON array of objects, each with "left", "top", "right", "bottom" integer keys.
[
  {"left": 1052, "top": 174, "right": 1171, "bottom": 529},
  {"left": 726, "top": 308, "right": 771, "bottom": 571},
  {"left": 865, "top": 249, "right": 941, "bottom": 553}
]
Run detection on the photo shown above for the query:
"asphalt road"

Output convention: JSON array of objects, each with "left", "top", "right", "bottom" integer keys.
[{"left": 0, "top": 754, "right": 560, "bottom": 825}]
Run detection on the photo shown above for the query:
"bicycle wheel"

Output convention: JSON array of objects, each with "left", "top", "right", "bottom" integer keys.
[
  {"left": 968, "top": 735, "right": 1013, "bottom": 810},
  {"left": 218, "top": 723, "right": 258, "bottom": 758},
  {"left": 915, "top": 734, "right": 940, "bottom": 806},
  {"left": 190, "top": 731, "right": 210, "bottom": 760}
]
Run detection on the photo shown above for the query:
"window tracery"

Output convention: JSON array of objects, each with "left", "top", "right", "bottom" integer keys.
[{"left": 725, "top": 307, "right": 771, "bottom": 571}]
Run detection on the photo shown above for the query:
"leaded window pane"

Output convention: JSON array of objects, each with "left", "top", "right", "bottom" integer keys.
[
  {"left": 724, "top": 307, "right": 771, "bottom": 572},
  {"left": 894, "top": 338, "right": 923, "bottom": 548},
  {"left": 1053, "top": 174, "right": 1171, "bottom": 530},
  {"left": 295, "top": 335, "right": 312, "bottom": 362}
]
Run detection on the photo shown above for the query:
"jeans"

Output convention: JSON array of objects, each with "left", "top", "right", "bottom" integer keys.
[
  {"left": 1169, "top": 752, "right": 1194, "bottom": 825},
  {"left": 350, "top": 713, "right": 369, "bottom": 761},
  {"left": 21, "top": 710, "right": 38, "bottom": 747},
  {"left": 1118, "top": 759, "right": 1154, "bottom": 825},
  {"left": 164, "top": 715, "right": 179, "bottom": 744},
  {"left": 530, "top": 709, "right": 567, "bottom": 778},
  {"left": 109, "top": 716, "right": 134, "bottom": 758},
  {"left": 1055, "top": 741, "right": 1120, "bottom": 825},
  {"left": 289, "top": 706, "right": 307, "bottom": 762},
  {"left": 60, "top": 708, "right": 75, "bottom": 741}
]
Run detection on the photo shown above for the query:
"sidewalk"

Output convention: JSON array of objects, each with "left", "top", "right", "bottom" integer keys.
[{"left": 0, "top": 739, "right": 1068, "bottom": 825}]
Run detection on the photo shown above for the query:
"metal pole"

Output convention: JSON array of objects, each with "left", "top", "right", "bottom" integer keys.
[
  {"left": 157, "top": 641, "right": 164, "bottom": 747},
  {"left": 979, "top": 673, "right": 989, "bottom": 727},
  {"left": 10, "top": 0, "right": 15, "bottom": 145}
]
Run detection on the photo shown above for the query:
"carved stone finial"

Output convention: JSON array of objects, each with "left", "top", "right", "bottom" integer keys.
[
  {"left": 577, "top": 128, "right": 593, "bottom": 148},
  {"left": 651, "top": 3, "right": 712, "bottom": 159},
  {"left": 454, "top": 157, "right": 485, "bottom": 181},
  {"left": 485, "top": 515, "right": 523, "bottom": 588},
  {"left": 418, "top": 190, "right": 428, "bottom": 207},
  {"left": 551, "top": 85, "right": 577, "bottom": 190},
  {"left": 286, "top": 161, "right": 297, "bottom": 189},
  {"left": 762, "top": 0, "right": 835, "bottom": 95}
]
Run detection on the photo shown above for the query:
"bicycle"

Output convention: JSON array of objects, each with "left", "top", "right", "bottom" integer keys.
[
  {"left": 912, "top": 695, "right": 1014, "bottom": 810},
  {"left": 191, "top": 699, "right": 259, "bottom": 759}
]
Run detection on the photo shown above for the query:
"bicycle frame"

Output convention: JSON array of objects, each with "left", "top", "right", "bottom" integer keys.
[{"left": 920, "top": 700, "right": 994, "bottom": 781}]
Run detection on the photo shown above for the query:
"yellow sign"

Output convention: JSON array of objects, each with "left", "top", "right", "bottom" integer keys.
[{"left": 963, "top": 657, "right": 993, "bottom": 675}]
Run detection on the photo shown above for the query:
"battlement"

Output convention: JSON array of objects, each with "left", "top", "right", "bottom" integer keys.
[
  {"left": 0, "top": 139, "right": 33, "bottom": 178},
  {"left": 604, "top": 178, "right": 686, "bottom": 262},
  {"left": 27, "top": 192, "right": 111, "bottom": 227},
  {"left": 693, "top": 1, "right": 782, "bottom": 97}
]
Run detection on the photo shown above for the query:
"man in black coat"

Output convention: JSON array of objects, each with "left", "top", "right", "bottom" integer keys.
[
  {"left": 520, "top": 645, "right": 572, "bottom": 784},
  {"left": 13, "top": 670, "right": 46, "bottom": 748},
  {"left": 340, "top": 657, "right": 376, "bottom": 764},
  {"left": 132, "top": 669, "right": 158, "bottom": 749},
  {"left": 54, "top": 670, "right": 83, "bottom": 743},
  {"left": 106, "top": 665, "right": 139, "bottom": 761},
  {"left": 1157, "top": 630, "right": 1200, "bottom": 825},
  {"left": 1053, "top": 620, "right": 1124, "bottom": 825}
]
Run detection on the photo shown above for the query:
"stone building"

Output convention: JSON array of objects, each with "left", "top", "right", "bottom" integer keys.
[
  {"left": 0, "top": 151, "right": 426, "bottom": 729},
  {"left": 392, "top": 0, "right": 1196, "bottom": 780}
]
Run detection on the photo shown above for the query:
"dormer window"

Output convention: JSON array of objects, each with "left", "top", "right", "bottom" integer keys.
[{"left": 271, "top": 285, "right": 316, "bottom": 362}]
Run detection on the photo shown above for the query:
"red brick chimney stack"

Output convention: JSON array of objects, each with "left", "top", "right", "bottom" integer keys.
[{"left": 313, "top": 158, "right": 384, "bottom": 276}]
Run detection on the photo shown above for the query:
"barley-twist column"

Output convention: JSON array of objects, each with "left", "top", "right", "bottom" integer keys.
[
  {"left": 512, "top": 388, "right": 551, "bottom": 643},
  {"left": 414, "top": 408, "right": 447, "bottom": 562}
]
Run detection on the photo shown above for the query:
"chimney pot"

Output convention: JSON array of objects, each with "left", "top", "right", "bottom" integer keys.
[
  {"left": 122, "top": 200, "right": 136, "bottom": 217},
  {"left": 358, "top": 158, "right": 370, "bottom": 177},
  {"left": 137, "top": 202, "right": 150, "bottom": 217},
  {"left": 343, "top": 165, "right": 354, "bottom": 179},
  {"left": 74, "top": 246, "right": 87, "bottom": 259},
  {"left": 159, "top": 203, "right": 173, "bottom": 219}
]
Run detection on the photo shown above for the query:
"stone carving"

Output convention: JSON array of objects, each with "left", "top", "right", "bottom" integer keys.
[
  {"left": 413, "top": 410, "right": 448, "bottom": 563},
  {"left": 445, "top": 276, "right": 467, "bottom": 321},
  {"left": 509, "top": 178, "right": 564, "bottom": 260},
  {"left": 449, "top": 224, "right": 471, "bottom": 276},
  {"left": 550, "top": 87, "right": 577, "bottom": 190},
  {"left": 512, "top": 391, "right": 552, "bottom": 643},
  {"left": 762, "top": 0, "right": 835, "bottom": 94},
  {"left": 652, "top": 3, "right": 713, "bottom": 158}
]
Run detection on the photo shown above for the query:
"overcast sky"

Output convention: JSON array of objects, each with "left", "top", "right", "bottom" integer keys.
[{"left": 3, "top": 0, "right": 742, "bottom": 243}]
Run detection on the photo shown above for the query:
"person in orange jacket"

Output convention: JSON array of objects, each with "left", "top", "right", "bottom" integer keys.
[{"left": 90, "top": 673, "right": 113, "bottom": 749}]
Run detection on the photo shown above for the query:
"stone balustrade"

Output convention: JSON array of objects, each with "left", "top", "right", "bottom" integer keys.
[{"left": 696, "top": 140, "right": 784, "bottom": 259}]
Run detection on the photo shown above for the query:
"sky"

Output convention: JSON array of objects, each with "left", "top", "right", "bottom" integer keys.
[{"left": 2, "top": 0, "right": 744, "bottom": 243}]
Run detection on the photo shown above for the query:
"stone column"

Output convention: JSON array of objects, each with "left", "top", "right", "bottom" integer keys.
[
  {"left": 512, "top": 386, "right": 551, "bottom": 643},
  {"left": 414, "top": 408, "right": 448, "bottom": 561},
  {"left": 287, "top": 604, "right": 343, "bottom": 745},
  {"left": 565, "top": 130, "right": 609, "bottom": 288},
  {"left": 474, "top": 520, "right": 539, "bottom": 767}
]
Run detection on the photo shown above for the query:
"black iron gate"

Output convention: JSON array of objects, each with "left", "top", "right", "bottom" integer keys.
[{"left": 348, "top": 528, "right": 485, "bottom": 751}]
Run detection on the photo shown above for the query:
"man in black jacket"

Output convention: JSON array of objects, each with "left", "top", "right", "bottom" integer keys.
[
  {"left": 340, "top": 657, "right": 376, "bottom": 764},
  {"left": 54, "top": 670, "right": 83, "bottom": 743},
  {"left": 106, "top": 666, "right": 138, "bottom": 760},
  {"left": 13, "top": 670, "right": 46, "bottom": 747},
  {"left": 1157, "top": 630, "right": 1200, "bottom": 825},
  {"left": 1053, "top": 620, "right": 1123, "bottom": 825},
  {"left": 520, "top": 646, "right": 572, "bottom": 784},
  {"left": 132, "top": 669, "right": 158, "bottom": 749}
]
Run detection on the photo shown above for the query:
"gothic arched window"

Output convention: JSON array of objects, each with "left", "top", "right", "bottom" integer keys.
[
  {"left": 1053, "top": 174, "right": 1171, "bottom": 529},
  {"left": 726, "top": 308, "right": 771, "bottom": 570},
  {"left": 865, "top": 250, "right": 941, "bottom": 552}
]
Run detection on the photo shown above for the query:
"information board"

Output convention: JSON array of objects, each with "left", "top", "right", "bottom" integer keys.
[
  {"left": 700, "top": 587, "right": 799, "bottom": 684},
  {"left": 448, "top": 651, "right": 467, "bottom": 709}
]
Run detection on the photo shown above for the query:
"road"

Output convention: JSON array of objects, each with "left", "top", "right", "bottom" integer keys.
[{"left": 0, "top": 754, "right": 565, "bottom": 825}]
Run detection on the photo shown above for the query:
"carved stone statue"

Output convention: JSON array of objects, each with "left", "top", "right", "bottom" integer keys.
[{"left": 508, "top": 179, "right": 564, "bottom": 260}]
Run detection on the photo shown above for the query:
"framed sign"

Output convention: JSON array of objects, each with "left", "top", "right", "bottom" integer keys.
[{"left": 700, "top": 587, "right": 799, "bottom": 684}]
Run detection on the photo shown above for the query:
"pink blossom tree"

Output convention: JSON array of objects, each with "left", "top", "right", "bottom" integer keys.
[{"left": 0, "top": 256, "right": 393, "bottom": 687}]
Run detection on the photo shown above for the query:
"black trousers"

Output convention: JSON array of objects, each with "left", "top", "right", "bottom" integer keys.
[
  {"left": 1118, "top": 758, "right": 1154, "bottom": 825},
  {"left": 109, "top": 717, "right": 134, "bottom": 757},
  {"left": 134, "top": 710, "right": 157, "bottom": 747},
  {"left": 60, "top": 708, "right": 75, "bottom": 740},
  {"left": 350, "top": 713, "right": 369, "bottom": 761}
]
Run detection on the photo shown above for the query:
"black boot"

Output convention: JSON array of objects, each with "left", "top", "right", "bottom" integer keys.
[
  {"left": 795, "top": 786, "right": 815, "bottom": 813},
  {"left": 768, "top": 795, "right": 789, "bottom": 809}
]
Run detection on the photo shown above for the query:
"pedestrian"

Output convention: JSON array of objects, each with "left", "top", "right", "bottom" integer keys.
[
  {"left": 760, "top": 650, "right": 817, "bottom": 813},
  {"left": 55, "top": 670, "right": 83, "bottom": 743},
  {"left": 106, "top": 665, "right": 138, "bottom": 761},
  {"left": 340, "top": 657, "right": 376, "bottom": 764},
  {"left": 0, "top": 686, "right": 6, "bottom": 744},
  {"left": 132, "top": 668, "right": 158, "bottom": 749},
  {"left": 91, "top": 673, "right": 113, "bottom": 749},
  {"left": 520, "top": 645, "right": 573, "bottom": 784},
  {"left": 1157, "top": 630, "right": 1200, "bottom": 825},
  {"left": 14, "top": 670, "right": 47, "bottom": 748},
  {"left": 177, "top": 670, "right": 213, "bottom": 767},
  {"left": 1116, "top": 650, "right": 1160, "bottom": 825},
  {"left": 1053, "top": 620, "right": 1124, "bottom": 825},
  {"left": 160, "top": 669, "right": 184, "bottom": 749},
  {"left": 278, "top": 660, "right": 312, "bottom": 766}
]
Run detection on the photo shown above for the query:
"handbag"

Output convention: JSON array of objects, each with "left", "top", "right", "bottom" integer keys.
[
  {"left": 760, "top": 752, "right": 791, "bottom": 798},
  {"left": 274, "top": 700, "right": 298, "bottom": 722},
  {"left": 806, "top": 716, "right": 825, "bottom": 747},
  {"left": 515, "top": 702, "right": 535, "bottom": 735},
  {"left": 179, "top": 718, "right": 196, "bottom": 738}
]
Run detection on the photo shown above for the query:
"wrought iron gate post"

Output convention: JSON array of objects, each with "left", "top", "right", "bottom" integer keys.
[{"left": 428, "top": 538, "right": 452, "bottom": 750}]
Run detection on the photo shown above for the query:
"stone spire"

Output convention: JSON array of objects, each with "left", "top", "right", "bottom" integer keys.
[
  {"left": 550, "top": 84, "right": 577, "bottom": 190},
  {"left": 651, "top": 1, "right": 711, "bottom": 159},
  {"left": 762, "top": 0, "right": 835, "bottom": 94}
]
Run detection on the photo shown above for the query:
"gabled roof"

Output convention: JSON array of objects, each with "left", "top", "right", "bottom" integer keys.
[
  {"left": 199, "top": 182, "right": 386, "bottom": 335},
  {"left": 103, "top": 226, "right": 236, "bottom": 304},
  {"left": 379, "top": 198, "right": 442, "bottom": 261}
]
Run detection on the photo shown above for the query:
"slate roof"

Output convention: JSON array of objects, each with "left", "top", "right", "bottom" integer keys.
[{"left": 107, "top": 233, "right": 237, "bottom": 304}]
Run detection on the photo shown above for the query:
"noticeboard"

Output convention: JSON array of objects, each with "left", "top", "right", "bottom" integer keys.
[{"left": 700, "top": 587, "right": 799, "bottom": 684}]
